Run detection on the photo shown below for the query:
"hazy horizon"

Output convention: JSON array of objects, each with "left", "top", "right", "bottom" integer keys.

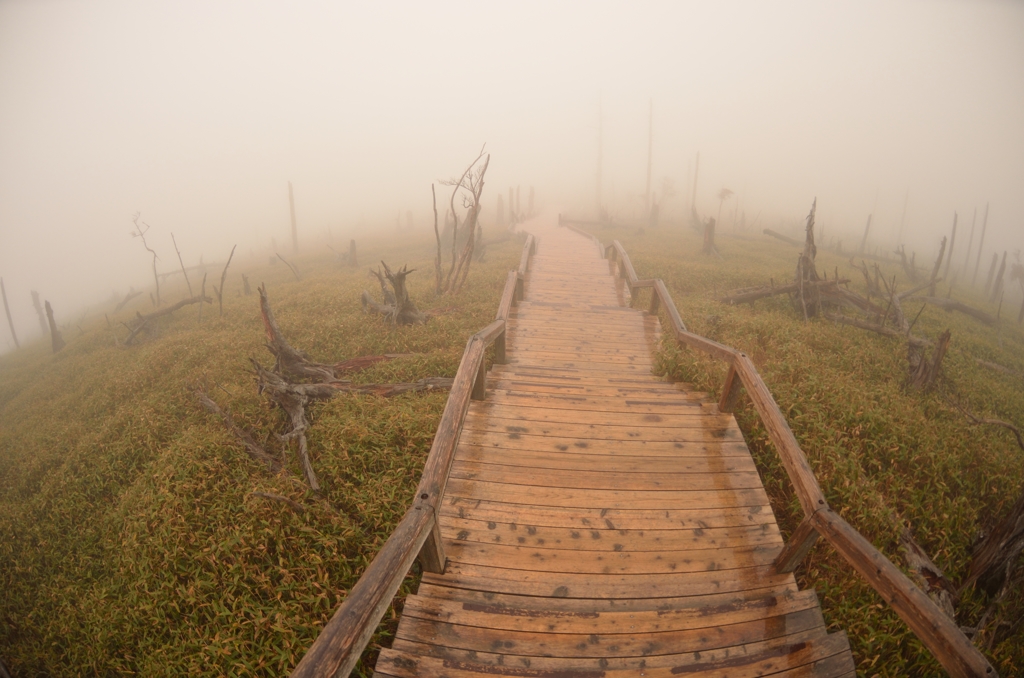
[{"left": 2, "top": 0, "right": 1022, "bottom": 348}]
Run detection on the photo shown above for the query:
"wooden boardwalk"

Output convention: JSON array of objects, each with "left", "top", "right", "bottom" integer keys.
[{"left": 374, "top": 220, "right": 855, "bottom": 677}]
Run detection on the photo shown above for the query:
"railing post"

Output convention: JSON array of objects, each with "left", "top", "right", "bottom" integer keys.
[
  {"left": 472, "top": 356, "right": 487, "bottom": 400},
  {"left": 415, "top": 505, "right": 447, "bottom": 574},
  {"left": 719, "top": 363, "right": 743, "bottom": 413},
  {"left": 515, "top": 273, "right": 524, "bottom": 302},
  {"left": 771, "top": 512, "right": 820, "bottom": 574},
  {"left": 494, "top": 328, "right": 506, "bottom": 364},
  {"left": 648, "top": 288, "right": 661, "bottom": 316}
]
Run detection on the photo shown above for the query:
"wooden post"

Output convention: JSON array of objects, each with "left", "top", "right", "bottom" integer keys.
[
  {"left": 1, "top": 278, "right": 18, "bottom": 349},
  {"left": 472, "top": 356, "right": 487, "bottom": 400},
  {"left": 494, "top": 330, "right": 506, "bottom": 364},
  {"left": 416, "top": 506, "right": 446, "bottom": 574},
  {"left": 44, "top": 300, "right": 65, "bottom": 353},
  {"left": 772, "top": 513, "right": 820, "bottom": 573},
  {"left": 718, "top": 363, "right": 743, "bottom": 413},
  {"left": 648, "top": 287, "right": 660, "bottom": 316},
  {"left": 288, "top": 181, "right": 298, "bottom": 253}
]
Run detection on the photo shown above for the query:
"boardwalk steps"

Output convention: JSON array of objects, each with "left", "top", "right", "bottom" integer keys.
[
  {"left": 372, "top": 222, "right": 854, "bottom": 677},
  {"left": 292, "top": 217, "right": 996, "bottom": 678}
]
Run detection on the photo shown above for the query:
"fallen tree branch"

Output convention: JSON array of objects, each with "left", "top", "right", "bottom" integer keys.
[
  {"left": 824, "top": 312, "right": 932, "bottom": 348},
  {"left": 719, "top": 278, "right": 850, "bottom": 305},
  {"left": 114, "top": 289, "right": 142, "bottom": 312},
  {"left": 911, "top": 296, "right": 997, "bottom": 326},
  {"left": 249, "top": 491, "right": 306, "bottom": 513},
  {"left": 762, "top": 228, "right": 802, "bottom": 246},
  {"left": 277, "top": 252, "right": 301, "bottom": 281},
  {"left": 120, "top": 293, "right": 212, "bottom": 345},
  {"left": 192, "top": 385, "right": 281, "bottom": 472}
]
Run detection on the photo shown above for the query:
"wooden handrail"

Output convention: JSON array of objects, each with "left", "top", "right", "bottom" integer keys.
[
  {"left": 290, "top": 234, "right": 535, "bottom": 677},
  {"left": 570, "top": 226, "right": 997, "bottom": 678}
]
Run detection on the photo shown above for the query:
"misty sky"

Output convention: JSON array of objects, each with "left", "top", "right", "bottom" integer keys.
[{"left": 1, "top": 0, "right": 1022, "bottom": 340}]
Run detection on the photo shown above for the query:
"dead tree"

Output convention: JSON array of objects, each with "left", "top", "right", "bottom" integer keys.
[
  {"left": 131, "top": 213, "right": 161, "bottom": 306},
  {"left": 277, "top": 253, "right": 301, "bottom": 281},
  {"left": 31, "top": 291, "right": 46, "bottom": 334},
  {"left": 434, "top": 148, "right": 490, "bottom": 296},
  {"left": 1, "top": 278, "right": 18, "bottom": 349},
  {"left": 242, "top": 274, "right": 252, "bottom": 296},
  {"left": 213, "top": 245, "right": 236, "bottom": 317},
  {"left": 928, "top": 236, "right": 947, "bottom": 297},
  {"left": 973, "top": 202, "right": 990, "bottom": 286},
  {"left": 943, "top": 212, "right": 958, "bottom": 280},
  {"left": 858, "top": 214, "right": 872, "bottom": 254},
  {"left": 702, "top": 217, "right": 719, "bottom": 256},
  {"left": 793, "top": 199, "right": 821, "bottom": 319},
  {"left": 114, "top": 289, "right": 142, "bottom": 312},
  {"left": 44, "top": 300, "right": 65, "bottom": 353},
  {"left": 171, "top": 233, "right": 193, "bottom": 297},
  {"left": 990, "top": 251, "right": 1007, "bottom": 304},
  {"left": 895, "top": 245, "right": 919, "bottom": 282},
  {"left": 907, "top": 329, "right": 950, "bottom": 390},
  {"left": 984, "top": 253, "right": 999, "bottom": 297},
  {"left": 362, "top": 262, "right": 426, "bottom": 325}
]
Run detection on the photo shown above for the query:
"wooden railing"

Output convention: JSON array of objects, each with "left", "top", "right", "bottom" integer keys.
[
  {"left": 290, "top": 235, "right": 536, "bottom": 678},
  {"left": 571, "top": 229, "right": 995, "bottom": 678}
]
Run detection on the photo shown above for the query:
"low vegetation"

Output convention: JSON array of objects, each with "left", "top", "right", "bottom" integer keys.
[{"left": 0, "top": 229, "right": 522, "bottom": 676}]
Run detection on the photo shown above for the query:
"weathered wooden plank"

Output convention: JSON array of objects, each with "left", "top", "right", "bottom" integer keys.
[
  {"left": 466, "top": 405, "right": 729, "bottom": 428},
  {"left": 443, "top": 477, "right": 770, "bottom": 510},
  {"left": 454, "top": 444, "right": 758, "bottom": 472},
  {"left": 456, "top": 432, "right": 752, "bottom": 456},
  {"left": 444, "top": 540, "right": 781, "bottom": 574},
  {"left": 439, "top": 517, "right": 781, "bottom": 551},
  {"left": 459, "top": 419, "right": 746, "bottom": 443},
  {"left": 482, "top": 390, "right": 704, "bottom": 414},
  {"left": 439, "top": 500, "right": 777, "bottom": 531},
  {"left": 376, "top": 630, "right": 839, "bottom": 675},
  {"left": 403, "top": 587, "right": 817, "bottom": 634},
  {"left": 390, "top": 605, "right": 823, "bottom": 657},
  {"left": 448, "top": 461, "right": 766, "bottom": 492}
]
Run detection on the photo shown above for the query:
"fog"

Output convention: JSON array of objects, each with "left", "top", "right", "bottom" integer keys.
[{"left": 1, "top": 0, "right": 1022, "bottom": 348}]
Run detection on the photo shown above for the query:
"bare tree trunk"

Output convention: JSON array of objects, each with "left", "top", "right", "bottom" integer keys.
[
  {"left": 943, "top": 211, "right": 957, "bottom": 280},
  {"left": 44, "top": 300, "right": 65, "bottom": 353},
  {"left": 963, "top": 207, "right": 977, "bottom": 274},
  {"left": 984, "top": 253, "right": 999, "bottom": 297},
  {"left": 1, "top": 278, "right": 18, "bottom": 349},
  {"left": 702, "top": 217, "right": 717, "bottom": 255},
  {"left": 990, "top": 251, "right": 1007, "bottom": 304},
  {"left": 242, "top": 274, "right": 251, "bottom": 296},
  {"left": 214, "top": 245, "right": 236, "bottom": 317},
  {"left": 929, "top": 236, "right": 947, "bottom": 297},
  {"left": 31, "top": 291, "right": 46, "bottom": 334},
  {"left": 171, "top": 233, "right": 193, "bottom": 297}
]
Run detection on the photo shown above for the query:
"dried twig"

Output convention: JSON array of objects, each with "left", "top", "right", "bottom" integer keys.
[
  {"left": 192, "top": 386, "right": 281, "bottom": 471},
  {"left": 171, "top": 233, "right": 193, "bottom": 297}
]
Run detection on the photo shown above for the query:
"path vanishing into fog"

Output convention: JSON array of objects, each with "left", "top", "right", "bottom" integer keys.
[{"left": 373, "top": 217, "right": 856, "bottom": 677}]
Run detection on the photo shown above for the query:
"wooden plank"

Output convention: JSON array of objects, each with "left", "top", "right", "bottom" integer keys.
[
  {"left": 454, "top": 444, "right": 758, "bottom": 472},
  {"left": 460, "top": 419, "right": 747, "bottom": 443},
  {"left": 443, "top": 540, "right": 782, "bottom": 575},
  {"left": 439, "top": 516, "right": 781, "bottom": 551},
  {"left": 481, "top": 391, "right": 704, "bottom": 414},
  {"left": 464, "top": 408, "right": 737, "bottom": 430},
  {"left": 440, "top": 500, "right": 777, "bottom": 531},
  {"left": 485, "top": 380, "right": 698, "bottom": 399},
  {"left": 448, "top": 461, "right": 766, "bottom": 492},
  {"left": 390, "top": 605, "right": 823, "bottom": 657},
  {"left": 456, "top": 432, "right": 752, "bottom": 456},
  {"left": 443, "top": 478, "right": 770, "bottom": 511},
  {"left": 403, "top": 587, "right": 817, "bottom": 634},
  {"left": 378, "top": 627, "right": 849, "bottom": 675}
]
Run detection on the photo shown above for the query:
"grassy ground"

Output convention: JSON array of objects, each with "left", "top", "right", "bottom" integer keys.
[
  {"left": 582, "top": 220, "right": 1024, "bottom": 676},
  {"left": 3, "top": 217, "right": 1021, "bottom": 676},
  {"left": 0, "top": 227, "right": 524, "bottom": 676}
]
